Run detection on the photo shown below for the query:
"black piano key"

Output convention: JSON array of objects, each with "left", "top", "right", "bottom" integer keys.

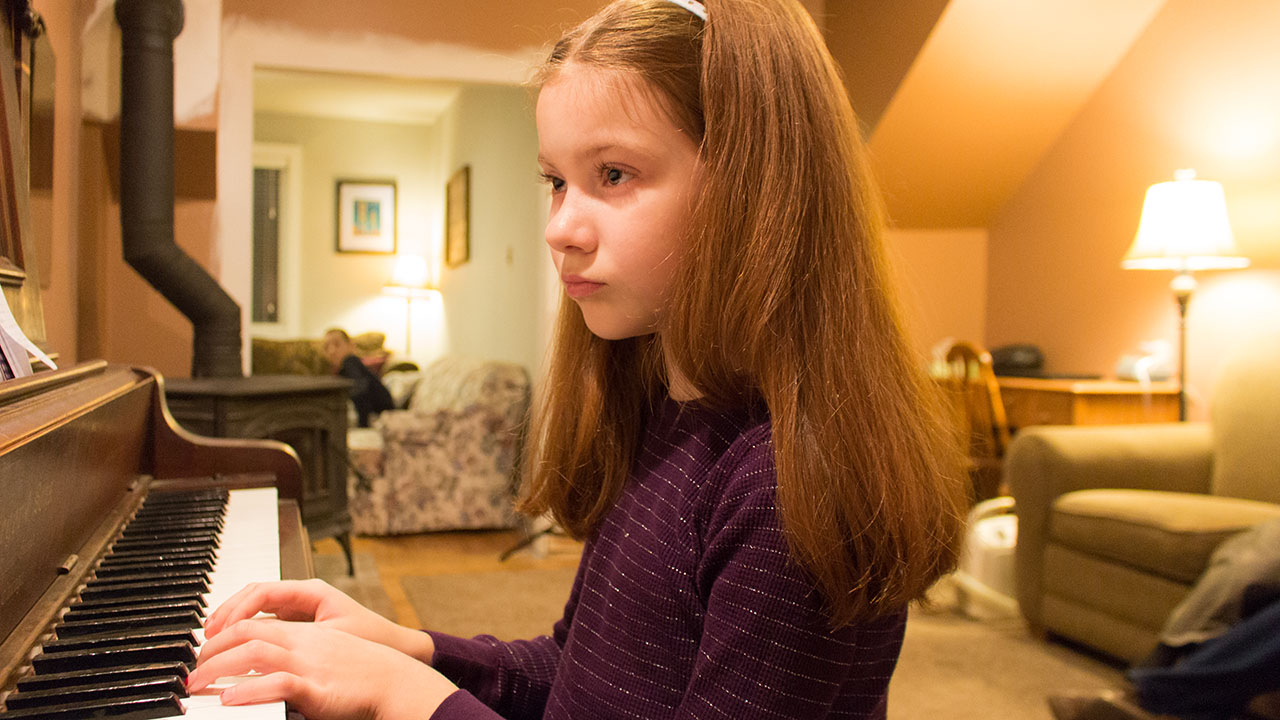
[
  {"left": 88, "top": 570, "right": 209, "bottom": 589},
  {"left": 144, "top": 487, "right": 227, "bottom": 500},
  {"left": 143, "top": 487, "right": 227, "bottom": 501},
  {"left": 128, "top": 514, "right": 223, "bottom": 528},
  {"left": 55, "top": 611, "right": 202, "bottom": 638},
  {"left": 15, "top": 663, "right": 188, "bottom": 694},
  {"left": 3, "top": 676, "right": 187, "bottom": 710},
  {"left": 93, "top": 559, "right": 213, "bottom": 577},
  {"left": 0, "top": 692, "right": 185, "bottom": 720},
  {"left": 114, "top": 527, "right": 219, "bottom": 541},
  {"left": 62, "top": 600, "right": 205, "bottom": 623},
  {"left": 43, "top": 628, "right": 197, "bottom": 655},
  {"left": 135, "top": 500, "right": 226, "bottom": 515},
  {"left": 134, "top": 505, "right": 225, "bottom": 519},
  {"left": 121, "top": 523, "right": 222, "bottom": 539},
  {"left": 110, "top": 535, "right": 219, "bottom": 552},
  {"left": 101, "top": 547, "right": 216, "bottom": 564},
  {"left": 122, "top": 518, "right": 223, "bottom": 536},
  {"left": 123, "top": 522, "right": 223, "bottom": 537},
  {"left": 68, "top": 590, "right": 206, "bottom": 612},
  {"left": 115, "top": 530, "right": 220, "bottom": 545},
  {"left": 79, "top": 578, "right": 208, "bottom": 602},
  {"left": 136, "top": 497, "right": 224, "bottom": 509},
  {"left": 31, "top": 640, "right": 198, "bottom": 674}
]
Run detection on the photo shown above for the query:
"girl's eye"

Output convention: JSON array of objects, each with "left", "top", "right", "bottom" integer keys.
[
  {"left": 601, "top": 165, "right": 632, "bottom": 186},
  {"left": 540, "top": 173, "right": 565, "bottom": 192}
]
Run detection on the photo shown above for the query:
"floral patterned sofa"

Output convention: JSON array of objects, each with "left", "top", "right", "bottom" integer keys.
[{"left": 345, "top": 356, "right": 532, "bottom": 535}]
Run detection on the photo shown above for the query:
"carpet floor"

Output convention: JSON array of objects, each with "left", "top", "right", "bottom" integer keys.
[
  {"left": 312, "top": 551, "right": 397, "bottom": 621},
  {"left": 401, "top": 567, "right": 578, "bottom": 641},
  {"left": 889, "top": 580, "right": 1124, "bottom": 720}
]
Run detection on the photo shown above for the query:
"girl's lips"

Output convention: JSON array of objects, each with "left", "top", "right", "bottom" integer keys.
[{"left": 564, "top": 279, "right": 605, "bottom": 299}]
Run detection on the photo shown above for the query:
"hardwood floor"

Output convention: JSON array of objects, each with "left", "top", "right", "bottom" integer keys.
[{"left": 312, "top": 529, "right": 584, "bottom": 627}]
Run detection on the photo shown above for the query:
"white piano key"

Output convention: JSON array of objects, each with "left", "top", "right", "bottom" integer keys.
[{"left": 172, "top": 486, "right": 286, "bottom": 720}]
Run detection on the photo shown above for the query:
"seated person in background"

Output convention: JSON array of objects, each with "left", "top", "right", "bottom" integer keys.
[{"left": 322, "top": 328, "right": 394, "bottom": 427}]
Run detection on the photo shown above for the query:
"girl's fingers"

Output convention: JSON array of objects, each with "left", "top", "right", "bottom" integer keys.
[
  {"left": 205, "top": 581, "right": 326, "bottom": 637},
  {"left": 202, "top": 582, "right": 267, "bottom": 636},
  {"left": 217, "top": 671, "right": 312, "bottom": 709},
  {"left": 194, "top": 619, "right": 298, "bottom": 680},
  {"left": 188, "top": 635, "right": 295, "bottom": 693}
]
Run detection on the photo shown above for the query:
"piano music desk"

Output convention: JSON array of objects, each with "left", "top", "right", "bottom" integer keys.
[{"left": 997, "top": 376, "right": 1180, "bottom": 430}]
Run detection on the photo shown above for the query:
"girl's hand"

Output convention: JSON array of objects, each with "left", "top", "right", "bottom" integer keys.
[
  {"left": 189, "top": 618, "right": 457, "bottom": 720},
  {"left": 204, "top": 579, "right": 434, "bottom": 664}
]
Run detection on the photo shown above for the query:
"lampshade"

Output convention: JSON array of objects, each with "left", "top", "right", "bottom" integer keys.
[
  {"left": 1122, "top": 169, "right": 1249, "bottom": 271},
  {"left": 384, "top": 254, "right": 437, "bottom": 297}
]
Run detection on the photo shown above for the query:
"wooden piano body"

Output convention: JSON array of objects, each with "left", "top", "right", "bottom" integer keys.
[
  {"left": 0, "top": 1, "right": 310, "bottom": 712},
  {"left": 0, "top": 360, "right": 312, "bottom": 709}
]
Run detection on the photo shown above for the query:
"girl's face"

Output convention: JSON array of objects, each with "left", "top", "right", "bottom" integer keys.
[{"left": 537, "top": 65, "right": 702, "bottom": 340}]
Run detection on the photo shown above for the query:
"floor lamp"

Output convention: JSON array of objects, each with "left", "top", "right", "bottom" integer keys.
[
  {"left": 383, "top": 254, "right": 439, "bottom": 357},
  {"left": 1122, "top": 169, "right": 1249, "bottom": 421}
]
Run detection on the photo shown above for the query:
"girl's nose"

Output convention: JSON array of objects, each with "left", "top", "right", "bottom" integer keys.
[{"left": 545, "top": 191, "right": 597, "bottom": 255}]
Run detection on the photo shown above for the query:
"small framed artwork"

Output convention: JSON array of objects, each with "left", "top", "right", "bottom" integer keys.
[
  {"left": 336, "top": 180, "right": 397, "bottom": 254},
  {"left": 445, "top": 165, "right": 470, "bottom": 267}
]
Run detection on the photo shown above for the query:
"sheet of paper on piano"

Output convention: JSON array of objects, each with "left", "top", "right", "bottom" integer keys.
[
  {"left": 0, "top": 289, "right": 55, "bottom": 378},
  {"left": 183, "top": 487, "right": 285, "bottom": 719}
]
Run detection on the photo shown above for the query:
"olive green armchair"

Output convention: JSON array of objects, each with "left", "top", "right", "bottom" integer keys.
[{"left": 1008, "top": 332, "right": 1280, "bottom": 664}]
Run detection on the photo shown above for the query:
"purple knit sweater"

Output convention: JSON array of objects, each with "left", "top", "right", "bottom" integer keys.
[{"left": 428, "top": 397, "right": 906, "bottom": 719}]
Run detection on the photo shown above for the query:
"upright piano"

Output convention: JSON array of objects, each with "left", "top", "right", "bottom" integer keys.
[{"left": 0, "top": 361, "right": 312, "bottom": 718}]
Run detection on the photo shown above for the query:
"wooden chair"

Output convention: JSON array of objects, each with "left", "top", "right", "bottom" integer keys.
[{"left": 940, "top": 341, "right": 1012, "bottom": 500}]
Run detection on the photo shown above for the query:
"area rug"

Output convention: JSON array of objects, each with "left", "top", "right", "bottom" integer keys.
[
  {"left": 312, "top": 551, "right": 397, "bottom": 621},
  {"left": 401, "top": 567, "right": 577, "bottom": 641},
  {"left": 888, "top": 604, "right": 1125, "bottom": 720}
]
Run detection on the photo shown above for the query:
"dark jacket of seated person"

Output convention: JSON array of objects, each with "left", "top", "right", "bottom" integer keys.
[{"left": 323, "top": 329, "right": 395, "bottom": 427}]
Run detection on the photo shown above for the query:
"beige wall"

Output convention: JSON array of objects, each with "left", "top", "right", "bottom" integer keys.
[
  {"left": 77, "top": 119, "right": 217, "bottom": 377},
  {"left": 32, "top": 0, "right": 82, "bottom": 366},
  {"left": 252, "top": 84, "right": 547, "bottom": 375},
  {"left": 887, "top": 228, "right": 988, "bottom": 361},
  {"left": 988, "top": 0, "right": 1280, "bottom": 420},
  {"left": 437, "top": 85, "right": 548, "bottom": 373},
  {"left": 253, "top": 112, "right": 445, "bottom": 359}
]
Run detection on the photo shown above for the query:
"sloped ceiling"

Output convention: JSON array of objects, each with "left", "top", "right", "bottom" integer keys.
[
  {"left": 825, "top": 0, "right": 950, "bottom": 136},
  {"left": 832, "top": 0, "right": 1167, "bottom": 229}
]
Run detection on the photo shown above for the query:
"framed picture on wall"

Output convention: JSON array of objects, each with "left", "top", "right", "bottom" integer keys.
[
  {"left": 445, "top": 165, "right": 470, "bottom": 267},
  {"left": 336, "top": 180, "right": 397, "bottom": 254}
]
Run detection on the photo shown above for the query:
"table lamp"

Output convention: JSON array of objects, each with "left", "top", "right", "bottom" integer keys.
[
  {"left": 1122, "top": 169, "right": 1249, "bottom": 420},
  {"left": 383, "top": 254, "right": 439, "bottom": 355}
]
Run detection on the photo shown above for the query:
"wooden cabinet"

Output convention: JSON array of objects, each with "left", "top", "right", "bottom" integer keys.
[{"left": 997, "top": 377, "right": 1180, "bottom": 430}]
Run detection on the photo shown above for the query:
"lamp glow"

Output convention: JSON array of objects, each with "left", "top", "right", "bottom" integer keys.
[
  {"left": 1123, "top": 169, "right": 1248, "bottom": 271},
  {"left": 1122, "top": 169, "right": 1249, "bottom": 420},
  {"left": 383, "top": 254, "right": 439, "bottom": 355},
  {"left": 389, "top": 254, "right": 431, "bottom": 290}
]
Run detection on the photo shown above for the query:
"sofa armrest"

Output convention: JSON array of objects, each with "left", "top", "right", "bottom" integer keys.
[{"left": 1008, "top": 422, "right": 1213, "bottom": 627}]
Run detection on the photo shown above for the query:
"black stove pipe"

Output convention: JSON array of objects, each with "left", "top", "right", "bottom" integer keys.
[{"left": 115, "top": 0, "right": 242, "bottom": 378}]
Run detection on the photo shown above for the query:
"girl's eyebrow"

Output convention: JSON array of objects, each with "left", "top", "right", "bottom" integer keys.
[{"left": 539, "top": 142, "right": 657, "bottom": 167}]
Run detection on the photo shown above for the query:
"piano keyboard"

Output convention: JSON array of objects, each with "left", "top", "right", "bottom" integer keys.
[{"left": 0, "top": 487, "right": 285, "bottom": 720}]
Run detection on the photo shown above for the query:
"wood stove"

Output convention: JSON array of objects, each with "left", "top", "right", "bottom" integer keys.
[{"left": 164, "top": 375, "right": 354, "bottom": 573}]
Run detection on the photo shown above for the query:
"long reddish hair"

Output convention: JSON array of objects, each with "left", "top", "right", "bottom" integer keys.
[{"left": 519, "top": 0, "right": 969, "bottom": 626}]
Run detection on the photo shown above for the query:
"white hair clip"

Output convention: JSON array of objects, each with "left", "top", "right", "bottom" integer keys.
[{"left": 666, "top": 0, "right": 707, "bottom": 21}]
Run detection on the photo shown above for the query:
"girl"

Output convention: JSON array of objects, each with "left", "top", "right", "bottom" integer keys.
[{"left": 187, "top": 0, "right": 969, "bottom": 718}]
